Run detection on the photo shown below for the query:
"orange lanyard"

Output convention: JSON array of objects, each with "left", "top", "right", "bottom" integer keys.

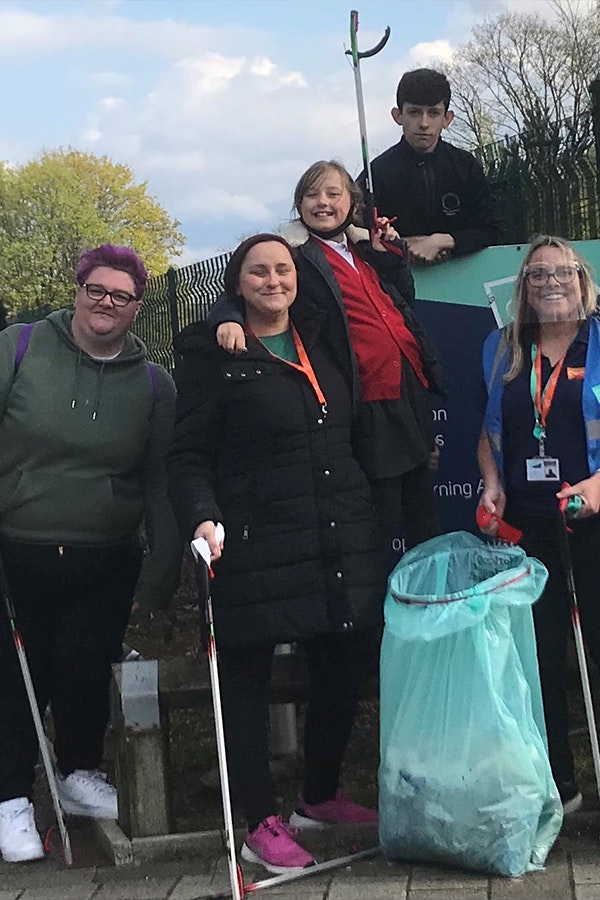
[
  {"left": 530, "top": 342, "right": 566, "bottom": 453},
  {"left": 248, "top": 324, "right": 327, "bottom": 417}
]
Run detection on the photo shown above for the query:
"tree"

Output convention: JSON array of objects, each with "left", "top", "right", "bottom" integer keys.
[
  {"left": 445, "top": 1, "right": 600, "bottom": 155},
  {"left": 0, "top": 149, "right": 185, "bottom": 315}
]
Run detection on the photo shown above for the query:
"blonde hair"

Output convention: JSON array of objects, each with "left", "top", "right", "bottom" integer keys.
[{"left": 504, "top": 235, "right": 597, "bottom": 382}]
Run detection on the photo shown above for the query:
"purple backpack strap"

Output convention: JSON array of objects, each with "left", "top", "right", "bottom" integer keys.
[
  {"left": 14, "top": 326, "right": 159, "bottom": 404},
  {"left": 14, "top": 323, "right": 35, "bottom": 374}
]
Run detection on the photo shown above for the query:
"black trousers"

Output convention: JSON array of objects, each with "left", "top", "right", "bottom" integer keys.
[
  {"left": 506, "top": 510, "right": 600, "bottom": 789},
  {"left": 217, "top": 629, "right": 374, "bottom": 831},
  {"left": 0, "top": 539, "right": 141, "bottom": 802},
  {"left": 370, "top": 463, "right": 440, "bottom": 555}
]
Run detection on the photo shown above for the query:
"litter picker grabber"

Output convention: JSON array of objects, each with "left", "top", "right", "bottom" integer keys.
[
  {"left": 345, "top": 10, "right": 403, "bottom": 257},
  {"left": 476, "top": 505, "right": 523, "bottom": 545},
  {"left": 191, "top": 530, "right": 379, "bottom": 899},
  {"left": 192, "top": 527, "right": 244, "bottom": 900},
  {"left": 0, "top": 557, "right": 73, "bottom": 866},
  {"left": 190, "top": 845, "right": 380, "bottom": 900},
  {"left": 557, "top": 484, "right": 600, "bottom": 802}
]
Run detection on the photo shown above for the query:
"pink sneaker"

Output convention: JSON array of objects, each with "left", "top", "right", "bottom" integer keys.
[
  {"left": 241, "top": 815, "right": 316, "bottom": 874},
  {"left": 289, "top": 791, "right": 378, "bottom": 828}
]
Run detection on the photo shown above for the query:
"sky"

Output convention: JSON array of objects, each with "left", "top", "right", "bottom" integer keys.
[{"left": 0, "top": 0, "right": 571, "bottom": 266}]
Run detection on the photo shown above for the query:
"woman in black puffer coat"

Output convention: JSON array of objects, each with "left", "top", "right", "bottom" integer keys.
[{"left": 167, "top": 234, "right": 382, "bottom": 876}]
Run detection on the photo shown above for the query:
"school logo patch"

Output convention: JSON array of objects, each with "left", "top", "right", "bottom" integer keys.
[{"left": 441, "top": 192, "right": 461, "bottom": 216}]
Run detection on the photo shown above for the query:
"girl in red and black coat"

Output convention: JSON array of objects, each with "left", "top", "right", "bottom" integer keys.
[{"left": 210, "top": 160, "right": 445, "bottom": 556}]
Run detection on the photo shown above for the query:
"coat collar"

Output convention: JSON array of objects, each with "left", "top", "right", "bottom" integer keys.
[{"left": 282, "top": 219, "right": 370, "bottom": 248}]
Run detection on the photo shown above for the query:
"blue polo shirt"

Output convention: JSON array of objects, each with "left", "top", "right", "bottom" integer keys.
[{"left": 502, "top": 319, "right": 590, "bottom": 514}]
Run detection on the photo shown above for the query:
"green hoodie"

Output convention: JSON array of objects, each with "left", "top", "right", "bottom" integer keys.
[{"left": 0, "top": 309, "right": 182, "bottom": 609}]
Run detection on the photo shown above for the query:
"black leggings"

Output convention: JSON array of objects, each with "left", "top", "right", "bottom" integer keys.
[
  {"left": 217, "top": 629, "right": 374, "bottom": 831},
  {"left": 370, "top": 463, "right": 440, "bottom": 554},
  {"left": 0, "top": 539, "right": 141, "bottom": 802}
]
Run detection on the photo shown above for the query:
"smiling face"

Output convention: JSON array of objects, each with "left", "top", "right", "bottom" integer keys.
[
  {"left": 524, "top": 245, "right": 585, "bottom": 324},
  {"left": 72, "top": 266, "right": 141, "bottom": 355},
  {"left": 236, "top": 241, "right": 297, "bottom": 335},
  {"left": 299, "top": 168, "right": 353, "bottom": 236},
  {"left": 392, "top": 102, "right": 454, "bottom": 154}
]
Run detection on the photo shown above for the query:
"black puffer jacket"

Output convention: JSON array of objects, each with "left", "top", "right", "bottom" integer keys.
[{"left": 167, "top": 306, "right": 384, "bottom": 648}]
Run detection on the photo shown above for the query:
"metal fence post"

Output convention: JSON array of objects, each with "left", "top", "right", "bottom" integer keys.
[{"left": 166, "top": 266, "right": 180, "bottom": 344}]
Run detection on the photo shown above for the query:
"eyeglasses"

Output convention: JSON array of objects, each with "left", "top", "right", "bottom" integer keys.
[
  {"left": 524, "top": 265, "right": 581, "bottom": 286},
  {"left": 82, "top": 283, "right": 138, "bottom": 307}
]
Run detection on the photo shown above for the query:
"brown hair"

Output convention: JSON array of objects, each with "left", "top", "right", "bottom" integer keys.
[
  {"left": 292, "top": 159, "right": 364, "bottom": 223},
  {"left": 223, "top": 233, "right": 295, "bottom": 297}
]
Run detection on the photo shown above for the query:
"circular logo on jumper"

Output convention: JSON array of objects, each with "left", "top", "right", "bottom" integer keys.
[{"left": 441, "top": 192, "right": 461, "bottom": 216}]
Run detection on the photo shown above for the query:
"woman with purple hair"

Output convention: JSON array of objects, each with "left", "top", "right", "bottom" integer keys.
[{"left": 0, "top": 244, "right": 181, "bottom": 863}]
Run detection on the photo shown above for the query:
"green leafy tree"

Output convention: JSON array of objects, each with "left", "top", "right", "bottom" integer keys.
[{"left": 0, "top": 149, "right": 185, "bottom": 316}]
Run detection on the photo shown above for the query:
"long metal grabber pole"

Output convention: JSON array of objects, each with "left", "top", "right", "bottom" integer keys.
[
  {"left": 345, "top": 9, "right": 390, "bottom": 230},
  {"left": 192, "top": 530, "right": 244, "bottom": 900},
  {"left": 190, "top": 845, "right": 381, "bottom": 899},
  {"left": 0, "top": 558, "right": 73, "bottom": 866},
  {"left": 345, "top": 10, "right": 403, "bottom": 259},
  {"left": 558, "top": 487, "right": 600, "bottom": 801}
]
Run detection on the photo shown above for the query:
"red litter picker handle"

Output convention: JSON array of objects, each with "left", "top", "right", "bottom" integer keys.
[{"left": 476, "top": 505, "right": 523, "bottom": 545}]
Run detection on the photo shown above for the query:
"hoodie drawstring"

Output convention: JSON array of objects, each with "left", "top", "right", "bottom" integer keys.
[{"left": 70, "top": 350, "right": 106, "bottom": 421}]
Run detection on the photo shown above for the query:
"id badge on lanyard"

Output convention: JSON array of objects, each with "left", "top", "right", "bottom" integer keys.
[{"left": 527, "top": 342, "right": 564, "bottom": 483}]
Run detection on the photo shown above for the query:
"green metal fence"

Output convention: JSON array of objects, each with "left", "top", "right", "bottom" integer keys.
[
  {"left": 134, "top": 252, "right": 231, "bottom": 370},
  {"left": 477, "top": 111, "right": 599, "bottom": 245}
]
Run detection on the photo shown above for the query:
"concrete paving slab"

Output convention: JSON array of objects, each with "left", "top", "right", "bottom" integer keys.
[
  {"left": 575, "top": 888, "right": 600, "bottom": 900},
  {"left": 410, "top": 864, "right": 489, "bottom": 889},
  {"left": 573, "top": 862, "right": 600, "bottom": 885},
  {"left": 93, "top": 879, "right": 177, "bottom": 899},
  {"left": 408, "top": 891, "right": 487, "bottom": 900},
  {"left": 167, "top": 876, "right": 222, "bottom": 900},
  {"left": 0, "top": 867, "right": 96, "bottom": 888},
  {"left": 19, "top": 887, "right": 98, "bottom": 900},
  {"left": 329, "top": 881, "right": 407, "bottom": 900},
  {"left": 0, "top": 892, "right": 21, "bottom": 900},
  {"left": 489, "top": 844, "right": 572, "bottom": 898}
]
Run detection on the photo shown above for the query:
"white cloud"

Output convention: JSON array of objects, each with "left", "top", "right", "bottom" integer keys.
[
  {"left": 251, "top": 57, "right": 276, "bottom": 77},
  {"left": 173, "top": 55, "right": 247, "bottom": 102},
  {"left": 408, "top": 40, "right": 455, "bottom": 66},
  {"left": 89, "top": 70, "right": 131, "bottom": 88},
  {"left": 100, "top": 96, "right": 125, "bottom": 111}
]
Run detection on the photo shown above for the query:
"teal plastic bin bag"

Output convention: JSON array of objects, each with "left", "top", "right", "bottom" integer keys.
[{"left": 379, "top": 531, "right": 563, "bottom": 877}]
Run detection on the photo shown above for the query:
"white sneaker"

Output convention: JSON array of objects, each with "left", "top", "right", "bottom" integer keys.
[
  {"left": 0, "top": 797, "right": 44, "bottom": 863},
  {"left": 57, "top": 769, "right": 118, "bottom": 819}
]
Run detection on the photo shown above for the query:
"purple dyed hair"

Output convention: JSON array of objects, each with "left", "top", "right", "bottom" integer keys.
[{"left": 75, "top": 244, "right": 148, "bottom": 299}]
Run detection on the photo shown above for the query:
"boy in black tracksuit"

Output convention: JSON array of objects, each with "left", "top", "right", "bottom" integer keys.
[{"left": 358, "top": 68, "right": 497, "bottom": 266}]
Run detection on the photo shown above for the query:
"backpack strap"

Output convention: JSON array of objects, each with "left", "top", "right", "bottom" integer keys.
[
  {"left": 14, "top": 323, "right": 35, "bottom": 374},
  {"left": 14, "top": 324, "right": 159, "bottom": 407}
]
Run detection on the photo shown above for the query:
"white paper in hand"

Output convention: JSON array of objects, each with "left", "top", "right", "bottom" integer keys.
[{"left": 190, "top": 523, "right": 225, "bottom": 567}]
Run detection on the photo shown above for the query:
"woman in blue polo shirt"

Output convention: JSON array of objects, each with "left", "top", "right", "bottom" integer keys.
[{"left": 477, "top": 234, "right": 600, "bottom": 815}]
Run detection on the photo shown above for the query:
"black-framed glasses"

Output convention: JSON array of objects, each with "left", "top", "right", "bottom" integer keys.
[
  {"left": 82, "top": 283, "right": 138, "bottom": 307},
  {"left": 524, "top": 265, "right": 581, "bottom": 287}
]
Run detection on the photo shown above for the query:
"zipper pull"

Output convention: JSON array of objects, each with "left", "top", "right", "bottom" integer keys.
[
  {"left": 58, "top": 546, "right": 64, "bottom": 557},
  {"left": 242, "top": 525, "right": 249, "bottom": 541}
]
